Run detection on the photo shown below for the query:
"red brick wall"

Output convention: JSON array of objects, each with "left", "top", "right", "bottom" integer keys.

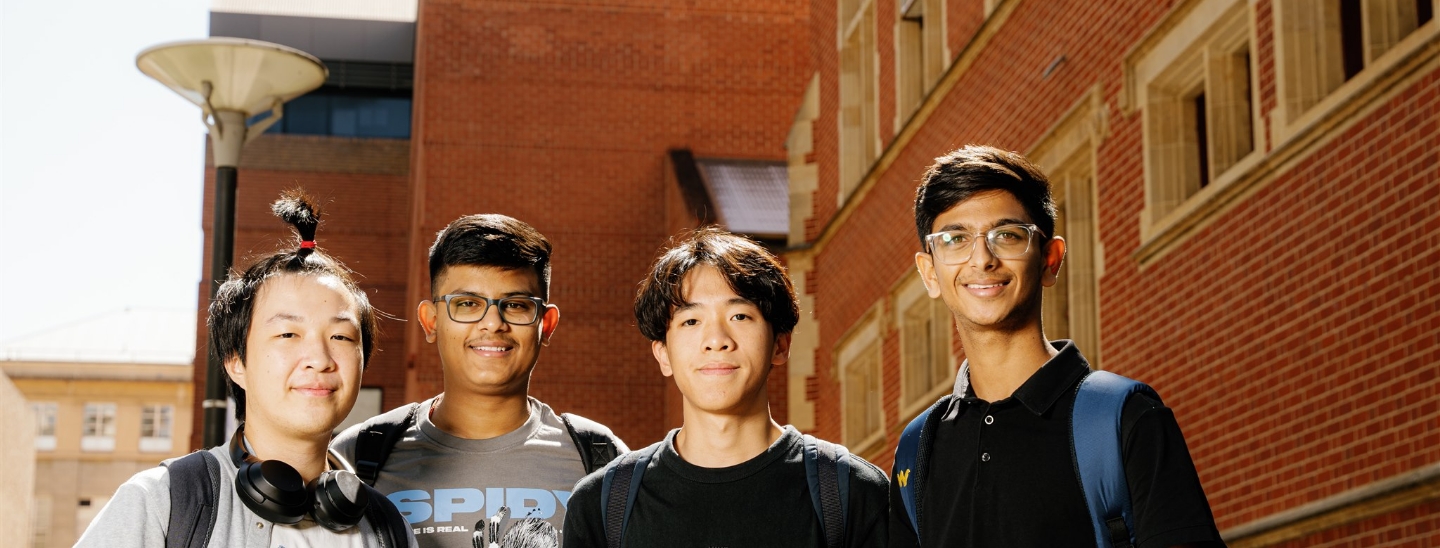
[
  {"left": 796, "top": 0, "right": 1440, "bottom": 544},
  {"left": 190, "top": 135, "right": 413, "bottom": 450},
  {"left": 405, "top": 0, "right": 813, "bottom": 447}
]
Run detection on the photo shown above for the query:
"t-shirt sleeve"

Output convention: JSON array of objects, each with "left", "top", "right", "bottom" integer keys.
[
  {"left": 844, "top": 455, "right": 889, "bottom": 548},
  {"left": 74, "top": 466, "right": 171, "bottom": 548},
  {"left": 561, "top": 467, "right": 609, "bottom": 548},
  {"left": 1122, "top": 394, "right": 1227, "bottom": 548}
]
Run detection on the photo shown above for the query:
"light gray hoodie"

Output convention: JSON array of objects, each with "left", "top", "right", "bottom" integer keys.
[{"left": 75, "top": 442, "right": 418, "bottom": 548}]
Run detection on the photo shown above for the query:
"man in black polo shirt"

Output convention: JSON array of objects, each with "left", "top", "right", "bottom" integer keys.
[{"left": 890, "top": 145, "right": 1224, "bottom": 547}]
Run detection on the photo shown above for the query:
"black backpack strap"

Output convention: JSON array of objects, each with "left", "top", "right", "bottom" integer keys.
[
  {"left": 361, "top": 483, "right": 412, "bottom": 548},
  {"left": 164, "top": 450, "right": 220, "bottom": 548},
  {"left": 803, "top": 435, "right": 850, "bottom": 548},
  {"left": 599, "top": 443, "right": 659, "bottom": 548},
  {"left": 560, "top": 412, "right": 623, "bottom": 474},
  {"left": 354, "top": 402, "right": 422, "bottom": 486}
]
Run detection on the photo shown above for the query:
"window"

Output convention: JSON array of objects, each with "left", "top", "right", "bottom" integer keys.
[
  {"left": 1043, "top": 149, "right": 1103, "bottom": 365},
  {"left": 1273, "top": 0, "right": 1437, "bottom": 126},
  {"left": 895, "top": 0, "right": 948, "bottom": 125},
  {"left": 139, "top": 404, "right": 173, "bottom": 453},
  {"left": 895, "top": 275, "right": 954, "bottom": 416},
  {"left": 33, "top": 402, "right": 57, "bottom": 451},
  {"left": 838, "top": 314, "right": 883, "bottom": 454},
  {"left": 260, "top": 88, "right": 412, "bottom": 139},
  {"left": 839, "top": 0, "right": 879, "bottom": 202},
  {"left": 81, "top": 403, "right": 116, "bottom": 452},
  {"left": 1134, "top": 0, "right": 1256, "bottom": 233}
]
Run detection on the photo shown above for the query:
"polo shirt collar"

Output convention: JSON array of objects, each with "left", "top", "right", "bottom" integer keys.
[{"left": 952, "top": 339, "right": 1090, "bottom": 415}]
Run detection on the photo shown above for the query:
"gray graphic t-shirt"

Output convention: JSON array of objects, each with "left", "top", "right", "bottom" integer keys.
[{"left": 333, "top": 397, "right": 612, "bottom": 548}]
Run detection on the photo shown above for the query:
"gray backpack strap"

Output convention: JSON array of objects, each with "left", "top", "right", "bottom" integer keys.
[
  {"left": 164, "top": 450, "right": 220, "bottom": 548},
  {"left": 354, "top": 402, "right": 421, "bottom": 486},
  {"left": 803, "top": 435, "right": 849, "bottom": 548},
  {"left": 599, "top": 443, "right": 659, "bottom": 548},
  {"left": 560, "top": 412, "right": 623, "bottom": 474}
]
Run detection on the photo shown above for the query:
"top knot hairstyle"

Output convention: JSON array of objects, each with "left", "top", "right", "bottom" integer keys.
[
  {"left": 914, "top": 144, "right": 1058, "bottom": 250},
  {"left": 208, "top": 189, "right": 380, "bottom": 421},
  {"left": 634, "top": 227, "right": 799, "bottom": 342}
]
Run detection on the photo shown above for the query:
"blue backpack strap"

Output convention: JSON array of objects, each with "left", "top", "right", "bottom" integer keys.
[
  {"left": 599, "top": 443, "right": 659, "bottom": 548},
  {"left": 893, "top": 394, "right": 951, "bottom": 538},
  {"left": 1072, "top": 370, "right": 1158, "bottom": 548},
  {"left": 803, "top": 435, "right": 850, "bottom": 548},
  {"left": 164, "top": 450, "right": 220, "bottom": 548}
]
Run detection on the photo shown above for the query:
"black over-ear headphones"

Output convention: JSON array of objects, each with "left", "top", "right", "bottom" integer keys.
[{"left": 229, "top": 426, "right": 370, "bottom": 531}]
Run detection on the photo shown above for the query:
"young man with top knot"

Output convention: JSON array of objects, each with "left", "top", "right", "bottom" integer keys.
[
  {"left": 78, "top": 191, "right": 417, "bottom": 547},
  {"left": 332, "top": 214, "right": 626, "bottom": 548},
  {"left": 562, "top": 228, "right": 889, "bottom": 548},
  {"left": 890, "top": 145, "right": 1223, "bottom": 547}
]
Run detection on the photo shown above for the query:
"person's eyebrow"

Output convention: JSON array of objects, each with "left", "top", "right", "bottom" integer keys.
[
  {"left": 936, "top": 217, "right": 1030, "bottom": 232},
  {"left": 265, "top": 313, "right": 305, "bottom": 324}
]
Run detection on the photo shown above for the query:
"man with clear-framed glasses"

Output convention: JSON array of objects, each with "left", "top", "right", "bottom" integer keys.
[
  {"left": 889, "top": 145, "right": 1224, "bottom": 547},
  {"left": 333, "top": 214, "right": 626, "bottom": 548}
]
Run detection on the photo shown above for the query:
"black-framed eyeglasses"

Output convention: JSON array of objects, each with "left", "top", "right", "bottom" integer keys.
[
  {"left": 923, "top": 224, "right": 1045, "bottom": 265},
  {"left": 433, "top": 294, "right": 546, "bottom": 325}
]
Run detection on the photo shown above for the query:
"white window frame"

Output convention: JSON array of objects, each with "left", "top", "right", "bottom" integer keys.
[
  {"left": 838, "top": 0, "right": 880, "bottom": 204},
  {"left": 81, "top": 402, "right": 116, "bottom": 452},
  {"left": 894, "top": 0, "right": 949, "bottom": 128},
  {"left": 894, "top": 273, "right": 954, "bottom": 419},
  {"left": 139, "top": 404, "right": 174, "bottom": 453},
  {"left": 34, "top": 402, "right": 58, "bottom": 451},
  {"left": 837, "top": 310, "right": 884, "bottom": 455}
]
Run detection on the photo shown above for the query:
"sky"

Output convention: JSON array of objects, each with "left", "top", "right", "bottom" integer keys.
[{"left": 1, "top": 0, "right": 211, "bottom": 345}]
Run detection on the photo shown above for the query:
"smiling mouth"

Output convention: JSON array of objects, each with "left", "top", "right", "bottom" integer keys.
[
  {"left": 698, "top": 365, "right": 739, "bottom": 376},
  {"left": 469, "top": 343, "right": 515, "bottom": 356},
  {"left": 294, "top": 387, "right": 336, "bottom": 397}
]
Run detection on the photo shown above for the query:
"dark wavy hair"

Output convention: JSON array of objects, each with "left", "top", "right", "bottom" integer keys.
[
  {"left": 914, "top": 144, "right": 1057, "bottom": 250},
  {"left": 634, "top": 228, "right": 798, "bottom": 342},
  {"left": 428, "top": 214, "right": 552, "bottom": 300},
  {"left": 207, "top": 189, "right": 379, "bottom": 421}
]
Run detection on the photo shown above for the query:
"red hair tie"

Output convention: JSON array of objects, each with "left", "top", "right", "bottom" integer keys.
[{"left": 300, "top": 240, "right": 316, "bottom": 249}]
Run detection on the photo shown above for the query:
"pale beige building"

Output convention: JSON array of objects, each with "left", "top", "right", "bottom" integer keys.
[{"left": 2, "top": 308, "right": 194, "bottom": 548}]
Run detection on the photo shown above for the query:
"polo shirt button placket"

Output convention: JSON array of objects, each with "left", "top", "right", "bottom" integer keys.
[{"left": 981, "top": 452, "right": 991, "bottom": 462}]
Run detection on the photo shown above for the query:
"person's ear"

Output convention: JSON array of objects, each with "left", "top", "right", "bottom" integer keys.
[
  {"left": 417, "top": 300, "right": 439, "bottom": 343},
  {"left": 224, "top": 354, "right": 247, "bottom": 390},
  {"left": 770, "top": 332, "right": 792, "bottom": 367},
  {"left": 1041, "top": 235, "right": 1067, "bottom": 287},
  {"left": 539, "top": 305, "right": 560, "bottom": 345},
  {"left": 915, "top": 252, "right": 941, "bottom": 298},
  {"left": 652, "top": 340, "right": 673, "bottom": 377}
]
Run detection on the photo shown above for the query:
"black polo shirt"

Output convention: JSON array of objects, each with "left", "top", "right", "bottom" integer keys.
[{"left": 888, "top": 341, "right": 1225, "bottom": 548}]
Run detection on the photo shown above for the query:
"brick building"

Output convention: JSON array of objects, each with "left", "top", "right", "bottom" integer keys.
[
  {"left": 189, "top": 0, "right": 1438, "bottom": 544},
  {"left": 192, "top": 0, "right": 812, "bottom": 448},
  {"left": 781, "top": 0, "right": 1439, "bottom": 546}
]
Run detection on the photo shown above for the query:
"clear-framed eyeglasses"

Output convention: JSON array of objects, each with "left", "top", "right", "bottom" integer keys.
[
  {"left": 434, "top": 294, "right": 546, "bottom": 325},
  {"left": 923, "top": 224, "right": 1045, "bottom": 265}
]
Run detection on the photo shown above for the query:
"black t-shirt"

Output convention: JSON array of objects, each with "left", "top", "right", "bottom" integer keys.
[
  {"left": 564, "top": 426, "right": 888, "bottom": 548},
  {"left": 888, "top": 341, "right": 1225, "bottom": 548}
]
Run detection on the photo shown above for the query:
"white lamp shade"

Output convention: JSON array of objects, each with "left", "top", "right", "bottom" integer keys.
[{"left": 136, "top": 37, "right": 328, "bottom": 117}]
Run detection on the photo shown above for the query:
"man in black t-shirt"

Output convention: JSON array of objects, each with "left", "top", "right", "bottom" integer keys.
[
  {"left": 892, "top": 145, "right": 1225, "bottom": 548},
  {"left": 563, "top": 228, "right": 888, "bottom": 548}
]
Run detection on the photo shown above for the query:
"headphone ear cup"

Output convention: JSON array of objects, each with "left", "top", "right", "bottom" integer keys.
[
  {"left": 234, "top": 460, "right": 313, "bottom": 525},
  {"left": 309, "top": 470, "right": 369, "bottom": 531}
]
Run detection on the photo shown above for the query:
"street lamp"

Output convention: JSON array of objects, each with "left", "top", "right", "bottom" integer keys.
[{"left": 137, "top": 38, "right": 327, "bottom": 448}]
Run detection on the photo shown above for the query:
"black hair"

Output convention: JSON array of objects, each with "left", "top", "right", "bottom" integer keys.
[
  {"left": 914, "top": 144, "right": 1057, "bottom": 250},
  {"left": 634, "top": 227, "right": 799, "bottom": 342},
  {"left": 207, "top": 189, "right": 379, "bottom": 422},
  {"left": 427, "top": 214, "right": 552, "bottom": 299}
]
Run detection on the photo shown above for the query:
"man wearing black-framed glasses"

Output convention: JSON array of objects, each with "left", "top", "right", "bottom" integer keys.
[{"left": 333, "top": 214, "right": 627, "bottom": 548}]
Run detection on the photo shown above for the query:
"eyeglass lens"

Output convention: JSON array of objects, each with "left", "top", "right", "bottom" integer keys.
[
  {"left": 929, "top": 225, "right": 1035, "bottom": 264},
  {"left": 445, "top": 296, "right": 541, "bottom": 324}
]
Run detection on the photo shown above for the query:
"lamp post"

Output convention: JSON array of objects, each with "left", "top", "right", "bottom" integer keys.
[{"left": 137, "top": 38, "right": 327, "bottom": 448}]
